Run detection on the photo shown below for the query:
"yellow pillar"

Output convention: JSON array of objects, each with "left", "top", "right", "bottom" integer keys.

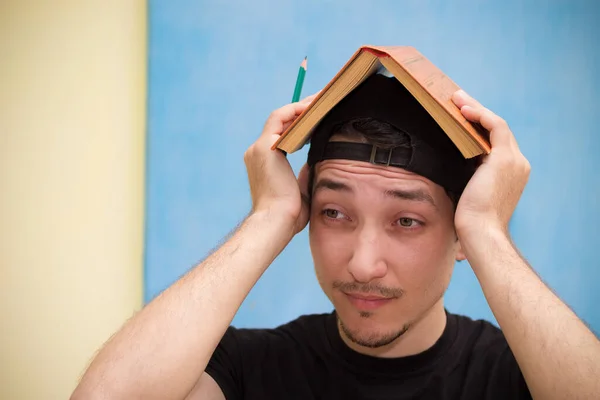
[{"left": 0, "top": 2, "right": 147, "bottom": 399}]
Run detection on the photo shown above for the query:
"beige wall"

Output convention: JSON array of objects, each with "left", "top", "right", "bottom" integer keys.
[{"left": 0, "top": 2, "right": 147, "bottom": 399}]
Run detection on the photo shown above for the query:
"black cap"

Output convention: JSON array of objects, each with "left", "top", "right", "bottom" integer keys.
[{"left": 307, "top": 74, "right": 477, "bottom": 194}]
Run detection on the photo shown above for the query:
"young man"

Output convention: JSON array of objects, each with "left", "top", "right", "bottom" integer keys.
[{"left": 72, "top": 75, "right": 600, "bottom": 400}]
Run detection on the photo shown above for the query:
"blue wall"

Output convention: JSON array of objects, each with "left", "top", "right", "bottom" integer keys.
[{"left": 146, "top": 0, "right": 600, "bottom": 331}]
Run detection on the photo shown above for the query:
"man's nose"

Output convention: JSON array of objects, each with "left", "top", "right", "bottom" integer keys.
[{"left": 347, "top": 226, "right": 388, "bottom": 283}]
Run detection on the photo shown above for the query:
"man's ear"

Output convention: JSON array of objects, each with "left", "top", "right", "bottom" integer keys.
[{"left": 455, "top": 239, "right": 467, "bottom": 262}]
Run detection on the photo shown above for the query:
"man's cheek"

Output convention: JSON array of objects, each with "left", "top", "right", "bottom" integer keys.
[{"left": 393, "top": 249, "right": 444, "bottom": 284}]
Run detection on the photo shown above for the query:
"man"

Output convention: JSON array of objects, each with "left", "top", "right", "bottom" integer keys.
[{"left": 72, "top": 74, "right": 600, "bottom": 400}]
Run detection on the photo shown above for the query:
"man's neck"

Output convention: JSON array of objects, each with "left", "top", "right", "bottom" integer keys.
[{"left": 338, "top": 299, "right": 447, "bottom": 358}]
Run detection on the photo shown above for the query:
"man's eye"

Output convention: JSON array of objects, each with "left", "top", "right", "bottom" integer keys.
[
  {"left": 397, "top": 217, "right": 418, "bottom": 227},
  {"left": 323, "top": 209, "right": 346, "bottom": 220}
]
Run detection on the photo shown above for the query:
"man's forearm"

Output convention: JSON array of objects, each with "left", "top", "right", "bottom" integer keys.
[
  {"left": 462, "top": 229, "right": 600, "bottom": 399},
  {"left": 72, "top": 210, "right": 295, "bottom": 400}
]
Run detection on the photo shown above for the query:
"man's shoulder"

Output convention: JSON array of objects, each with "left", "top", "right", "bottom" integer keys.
[
  {"left": 446, "top": 312, "right": 530, "bottom": 398},
  {"left": 452, "top": 311, "right": 505, "bottom": 335},
  {"left": 276, "top": 311, "right": 335, "bottom": 332},
  {"left": 449, "top": 311, "right": 511, "bottom": 357},
  {"left": 224, "top": 311, "right": 333, "bottom": 345}
]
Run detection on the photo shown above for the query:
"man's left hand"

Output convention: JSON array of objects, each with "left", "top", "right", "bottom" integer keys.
[{"left": 451, "top": 90, "right": 531, "bottom": 240}]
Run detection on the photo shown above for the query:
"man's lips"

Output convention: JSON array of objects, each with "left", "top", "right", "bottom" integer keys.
[
  {"left": 346, "top": 293, "right": 391, "bottom": 300},
  {"left": 344, "top": 292, "right": 395, "bottom": 310}
]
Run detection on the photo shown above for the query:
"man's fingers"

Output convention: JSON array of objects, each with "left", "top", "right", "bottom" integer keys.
[
  {"left": 452, "top": 90, "right": 520, "bottom": 149},
  {"left": 281, "top": 120, "right": 294, "bottom": 133},
  {"left": 263, "top": 102, "right": 310, "bottom": 134},
  {"left": 300, "top": 91, "right": 320, "bottom": 104},
  {"left": 460, "top": 105, "right": 516, "bottom": 150},
  {"left": 451, "top": 89, "right": 484, "bottom": 110},
  {"left": 460, "top": 105, "right": 505, "bottom": 131},
  {"left": 262, "top": 91, "right": 321, "bottom": 136}
]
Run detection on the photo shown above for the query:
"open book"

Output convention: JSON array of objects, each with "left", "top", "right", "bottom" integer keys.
[{"left": 274, "top": 45, "right": 491, "bottom": 159}]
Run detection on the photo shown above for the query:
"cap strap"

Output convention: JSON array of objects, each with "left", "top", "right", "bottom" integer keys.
[{"left": 308, "top": 142, "right": 412, "bottom": 168}]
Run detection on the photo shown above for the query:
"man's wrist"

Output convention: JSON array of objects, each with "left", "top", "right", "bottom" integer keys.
[
  {"left": 456, "top": 218, "right": 507, "bottom": 246},
  {"left": 458, "top": 225, "right": 515, "bottom": 271},
  {"left": 246, "top": 208, "right": 296, "bottom": 246}
]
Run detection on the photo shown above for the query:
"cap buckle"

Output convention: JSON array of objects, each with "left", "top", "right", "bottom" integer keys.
[{"left": 369, "top": 145, "right": 394, "bottom": 167}]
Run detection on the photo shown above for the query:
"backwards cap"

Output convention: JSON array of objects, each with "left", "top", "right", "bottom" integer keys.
[{"left": 307, "top": 74, "right": 477, "bottom": 194}]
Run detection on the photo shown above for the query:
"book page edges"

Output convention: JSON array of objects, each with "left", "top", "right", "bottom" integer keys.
[
  {"left": 368, "top": 45, "right": 491, "bottom": 155},
  {"left": 274, "top": 45, "right": 491, "bottom": 156}
]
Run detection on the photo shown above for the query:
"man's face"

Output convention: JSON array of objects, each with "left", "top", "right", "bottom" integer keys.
[{"left": 309, "top": 159, "right": 464, "bottom": 349}]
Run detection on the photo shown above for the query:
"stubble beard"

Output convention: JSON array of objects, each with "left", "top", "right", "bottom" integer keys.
[
  {"left": 338, "top": 314, "right": 412, "bottom": 349},
  {"left": 337, "top": 288, "right": 447, "bottom": 349}
]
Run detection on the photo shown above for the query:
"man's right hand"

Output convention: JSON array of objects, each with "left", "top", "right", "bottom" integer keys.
[{"left": 244, "top": 94, "right": 317, "bottom": 235}]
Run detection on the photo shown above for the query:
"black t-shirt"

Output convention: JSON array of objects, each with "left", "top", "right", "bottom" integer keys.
[{"left": 206, "top": 311, "right": 531, "bottom": 399}]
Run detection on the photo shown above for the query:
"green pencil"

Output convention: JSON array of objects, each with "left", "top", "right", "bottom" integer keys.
[{"left": 291, "top": 56, "right": 307, "bottom": 102}]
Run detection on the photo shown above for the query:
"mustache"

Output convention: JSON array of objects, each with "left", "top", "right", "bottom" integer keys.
[{"left": 332, "top": 280, "right": 404, "bottom": 299}]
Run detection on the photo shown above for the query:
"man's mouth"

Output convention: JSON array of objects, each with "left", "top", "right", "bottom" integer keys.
[{"left": 343, "top": 292, "right": 395, "bottom": 310}]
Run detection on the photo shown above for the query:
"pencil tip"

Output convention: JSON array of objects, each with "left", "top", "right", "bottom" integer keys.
[{"left": 300, "top": 56, "right": 308, "bottom": 70}]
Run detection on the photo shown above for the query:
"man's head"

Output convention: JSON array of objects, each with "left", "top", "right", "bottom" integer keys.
[{"left": 306, "top": 74, "right": 476, "bottom": 349}]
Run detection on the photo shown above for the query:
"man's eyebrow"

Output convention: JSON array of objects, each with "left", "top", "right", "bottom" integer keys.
[
  {"left": 384, "top": 188, "right": 437, "bottom": 208},
  {"left": 313, "top": 179, "right": 353, "bottom": 194},
  {"left": 313, "top": 178, "right": 436, "bottom": 208}
]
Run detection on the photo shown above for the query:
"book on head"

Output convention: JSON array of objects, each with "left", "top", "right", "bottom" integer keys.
[{"left": 273, "top": 45, "right": 491, "bottom": 159}]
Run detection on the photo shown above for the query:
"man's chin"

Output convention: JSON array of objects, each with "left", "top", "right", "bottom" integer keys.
[{"left": 337, "top": 313, "right": 411, "bottom": 349}]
